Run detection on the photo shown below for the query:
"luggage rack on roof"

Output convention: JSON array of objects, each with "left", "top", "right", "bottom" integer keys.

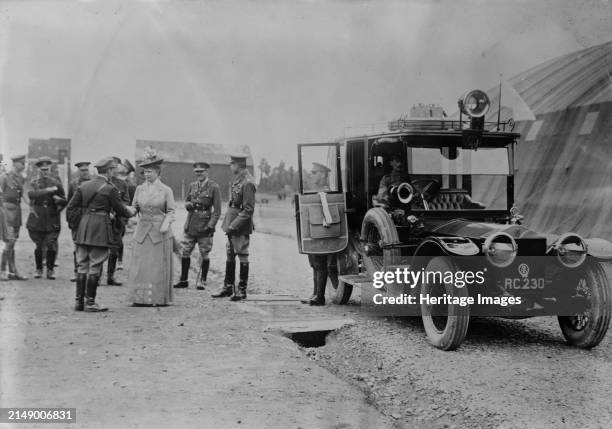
[{"left": 388, "top": 118, "right": 515, "bottom": 132}]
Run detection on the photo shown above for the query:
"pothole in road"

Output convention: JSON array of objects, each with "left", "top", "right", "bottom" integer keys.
[
  {"left": 285, "top": 330, "right": 331, "bottom": 348},
  {"left": 264, "top": 318, "right": 355, "bottom": 348}
]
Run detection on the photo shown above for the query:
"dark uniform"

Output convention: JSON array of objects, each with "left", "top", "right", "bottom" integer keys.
[
  {"left": 67, "top": 162, "right": 91, "bottom": 281},
  {"left": 0, "top": 155, "right": 28, "bottom": 280},
  {"left": 175, "top": 162, "right": 222, "bottom": 289},
  {"left": 106, "top": 173, "right": 130, "bottom": 285},
  {"left": 212, "top": 155, "right": 256, "bottom": 301},
  {"left": 66, "top": 157, "right": 135, "bottom": 311},
  {"left": 302, "top": 162, "right": 338, "bottom": 306},
  {"left": 27, "top": 156, "right": 67, "bottom": 279}
]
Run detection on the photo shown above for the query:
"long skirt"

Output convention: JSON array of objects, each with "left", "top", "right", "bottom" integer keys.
[{"left": 128, "top": 234, "right": 173, "bottom": 305}]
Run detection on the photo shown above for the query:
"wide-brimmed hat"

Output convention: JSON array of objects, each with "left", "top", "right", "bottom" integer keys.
[
  {"left": 75, "top": 161, "right": 91, "bottom": 168},
  {"left": 140, "top": 156, "right": 163, "bottom": 168}
]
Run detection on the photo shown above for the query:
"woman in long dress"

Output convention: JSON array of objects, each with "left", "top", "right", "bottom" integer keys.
[{"left": 128, "top": 156, "right": 176, "bottom": 306}]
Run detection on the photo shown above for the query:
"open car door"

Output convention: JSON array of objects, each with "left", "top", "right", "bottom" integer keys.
[{"left": 295, "top": 143, "right": 348, "bottom": 254}]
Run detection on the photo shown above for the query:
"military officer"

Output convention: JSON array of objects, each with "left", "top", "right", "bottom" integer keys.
[
  {"left": 0, "top": 155, "right": 28, "bottom": 281},
  {"left": 66, "top": 157, "right": 137, "bottom": 311},
  {"left": 212, "top": 155, "right": 256, "bottom": 301},
  {"left": 174, "top": 162, "right": 221, "bottom": 290},
  {"left": 67, "top": 161, "right": 92, "bottom": 282},
  {"left": 102, "top": 156, "right": 131, "bottom": 285},
  {"left": 27, "top": 156, "right": 67, "bottom": 280},
  {"left": 114, "top": 159, "right": 136, "bottom": 270}
]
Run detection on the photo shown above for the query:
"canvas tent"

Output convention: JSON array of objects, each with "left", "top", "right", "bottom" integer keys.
[{"left": 485, "top": 40, "right": 612, "bottom": 239}]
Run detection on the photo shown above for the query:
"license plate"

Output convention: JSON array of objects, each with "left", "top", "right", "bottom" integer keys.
[{"left": 503, "top": 278, "right": 545, "bottom": 290}]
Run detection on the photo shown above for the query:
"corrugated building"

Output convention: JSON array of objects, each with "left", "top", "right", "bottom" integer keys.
[{"left": 134, "top": 140, "right": 254, "bottom": 201}]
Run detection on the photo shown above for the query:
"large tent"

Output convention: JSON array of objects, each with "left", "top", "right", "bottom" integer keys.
[{"left": 485, "top": 40, "right": 612, "bottom": 239}]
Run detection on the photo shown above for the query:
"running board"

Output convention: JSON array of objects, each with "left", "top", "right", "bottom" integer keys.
[{"left": 339, "top": 274, "right": 373, "bottom": 289}]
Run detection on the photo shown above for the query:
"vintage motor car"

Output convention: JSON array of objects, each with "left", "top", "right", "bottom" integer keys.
[{"left": 294, "top": 89, "right": 612, "bottom": 350}]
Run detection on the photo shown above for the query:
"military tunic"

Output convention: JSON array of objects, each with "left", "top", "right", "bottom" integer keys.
[
  {"left": 221, "top": 170, "right": 256, "bottom": 257},
  {"left": 109, "top": 176, "right": 130, "bottom": 250},
  {"left": 0, "top": 170, "right": 26, "bottom": 238},
  {"left": 181, "top": 178, "right": 221, "bottom": 259},
  {"left": 26, "top": 174, "right": 66, "bottom": 253},
  {"left": 66, "top": 175, "right": 133, "bottom": 274}
]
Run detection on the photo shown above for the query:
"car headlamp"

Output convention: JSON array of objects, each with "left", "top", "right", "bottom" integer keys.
[
  {"left": 483, "top": 232, "right": 517, "bottom": 268},
  {"left": 553, "top": 233, "right": 588, "bottom": 268}
]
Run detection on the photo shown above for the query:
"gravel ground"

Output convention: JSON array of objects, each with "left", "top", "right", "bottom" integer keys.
[
  {"left": 211, "top": 197, "right": 612, "bottom": 428},
  {"left": 3, "top": 197, "right": 611, "bottom": 428}
]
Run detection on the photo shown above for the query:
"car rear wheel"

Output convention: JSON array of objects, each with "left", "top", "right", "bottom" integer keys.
[
  {"left": 558, "top": 261, "right": 611, "bottom": 349},
  {"left": 420, "top": 256, "right": 470, "bottom": 350}
]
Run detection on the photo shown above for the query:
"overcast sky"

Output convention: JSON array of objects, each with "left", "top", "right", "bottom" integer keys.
[{"left": 1, "top": 0, "right": 611, "bottom": 168}]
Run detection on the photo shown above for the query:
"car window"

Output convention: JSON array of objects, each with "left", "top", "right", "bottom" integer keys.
[{"left": 299, "top": 145, "right": 339, "bottom": 193}]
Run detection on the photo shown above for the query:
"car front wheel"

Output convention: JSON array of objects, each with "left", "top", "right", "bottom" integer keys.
[{"left": 420, "top": 256, "right": 470, "bottom": 350}]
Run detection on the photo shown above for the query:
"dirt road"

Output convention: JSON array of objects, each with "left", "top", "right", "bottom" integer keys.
[{"left": 1, "top": 199, "right": 611, "bottom": 428}]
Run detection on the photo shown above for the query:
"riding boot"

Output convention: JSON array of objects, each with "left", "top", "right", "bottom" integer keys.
[
  {"left": 74, "top": 273, "right": 87, "bottom": 311},
  {"left": 173, "top": 258, "right": 190, "bottom": 288},
  {"left": 309, "top": 270, "right": 327, "bottom": 306},
  {"left": 34, "top": 249, "right": 43, "bottom": 278},
  {"left": 230, "top": 262, "right": 249, "bottom": 301},
  {"left": 0, "top": 250, "right": 6, "bottom": 271},
  {"left": 212, "top": 260, "right": 235, "bottom": 298},
  {"left": 70, "top": 251, "right": 78, "bottom": 282},
  {"left": 0, "top": 250, "right": 8, "bottom": 281},
  {"left": 106, "top": 253, "right": 122, "bottom": 286},
  {"left": 8, "top": 248, "right": 27, "bottom": 280},
  {"left": 117, "top": 242, "right": 124, "bottom": 270},
  {"left": 197, "top": 259, "right": 210, "bottom": 290},
  {"left": 85, "top": 274, "right": 107, "bottom": 312},
  {"left": 46, "top": 250, "right": 56, "bottom": 280},
  {"left": 300, "top": 273, "right": 318, "bottom": 304},
  {"left": 328, "top": 263, "right": 339, "bottom": 289}
]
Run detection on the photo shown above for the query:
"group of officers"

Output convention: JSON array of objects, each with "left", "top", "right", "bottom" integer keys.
[
  {"left": 0, "top": 153, "right": 257, "bottom": 311},
  {"left": 0, "top": 154, "right": 137, "bottom": 284}
]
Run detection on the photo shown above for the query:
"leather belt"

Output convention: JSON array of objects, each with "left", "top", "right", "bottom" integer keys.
[{"left": 228, "top": 202, "right": 241, "bottom": 209}]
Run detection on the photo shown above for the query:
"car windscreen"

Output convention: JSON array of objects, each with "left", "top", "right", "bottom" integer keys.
[{"left": 409, "top": 147, "right": 511, "bottom": 175}]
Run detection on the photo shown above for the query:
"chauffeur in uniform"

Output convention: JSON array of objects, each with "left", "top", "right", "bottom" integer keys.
[
  {"left": 0, "top": 155, "right": 28, "bottom": 281},
  {"left": 67, "top": 161, "right": 91, "bottom": 282},
  {"left": 175, "top": 162, "right": 222, "bottom": 290},
  {"left": 300, "top": 162, "right": 338, "bottom": 306},
  {"left": 27, "top": 156, "right": 67, "bottom": 280},
  {"left": 212, "top": 155, "right": 256, "bottom": 301},
  {"left": 66, "top": 157, "right": 136, "bottom": 311},
  {"left": 376, "top": 153, "right": 411, "bottom": 208}
]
